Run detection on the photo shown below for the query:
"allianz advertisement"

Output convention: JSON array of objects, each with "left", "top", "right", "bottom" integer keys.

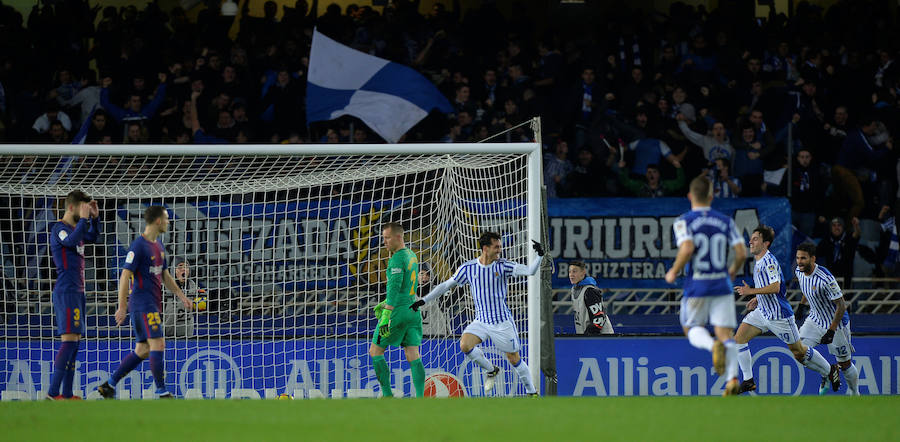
[
  {"left": 548, "top": 197, "right": 792, "bottom": 288},
  {"left": 1, "top": 339, "right": 525, "bottom": 400},
  {"left": 556, "top": 336, "right": 900, "bottom": 396},
  {"left": 4, "top": 337, "right": 897, "bottom": 398}
]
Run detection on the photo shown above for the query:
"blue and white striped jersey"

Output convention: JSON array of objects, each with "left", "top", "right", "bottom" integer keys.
[
  {"left": 452, "top": 258, "right": 517, "bottom": 324},
  {"left": 753, "top": 251, "right": 792, "bottom": 320},
  {"left": 796, "top": 264, "right": 849, "bottom": 329},
  {"left": 672, "top": 207, "right": 744, "bottom": 297}
]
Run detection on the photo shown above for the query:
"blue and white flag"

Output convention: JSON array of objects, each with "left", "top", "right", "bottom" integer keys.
[{"left": 306, "top": 29, "right": 452, "bottom": 143}]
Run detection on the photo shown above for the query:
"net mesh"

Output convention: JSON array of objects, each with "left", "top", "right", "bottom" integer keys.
[{"left": 0, "top": 146, "right": 537, "bottom": 399}]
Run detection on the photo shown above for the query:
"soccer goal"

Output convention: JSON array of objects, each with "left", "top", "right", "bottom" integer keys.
[{"left": 0, "top": 142, "right": 543, "bottom": 399}]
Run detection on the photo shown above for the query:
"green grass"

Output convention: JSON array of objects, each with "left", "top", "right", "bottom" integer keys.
[{"left": 3, "top": 396, "right": 899, "bottom": 441}]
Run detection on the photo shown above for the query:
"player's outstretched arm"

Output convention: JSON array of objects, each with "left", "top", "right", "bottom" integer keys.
[
  {"left": 511, "top": 240, "right": 546, "bottom": 277},
  {"left": 417, "top": 279, "right": 459, "bottom": 308},
  {"left": 115, "top": 269, "right": 132, "bottom": 326},
  {"left": 163, "top": 269, "right": 193, "bottom": 310}
]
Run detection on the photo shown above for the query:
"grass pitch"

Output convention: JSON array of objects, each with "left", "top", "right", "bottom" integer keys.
[{"left": 3, "top": 396, "right": 898, "bottom": 441}]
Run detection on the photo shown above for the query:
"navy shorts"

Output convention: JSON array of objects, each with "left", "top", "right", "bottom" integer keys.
[
  {"left": 131, "top": 310, "right": 164, "bottom": 342},
  {"left": 53, "top": 292, "right": 86, "bottom": 336}
]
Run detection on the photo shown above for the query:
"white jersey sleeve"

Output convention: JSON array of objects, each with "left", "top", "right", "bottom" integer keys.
[
  {"left": 822, "top": 272, "right": 843, "bottom": 301},
  {"left": 673, "top": 216, "right": 692, "bottom": 246},
  {"left": 727, "top": 218, "right": 743, "bottom": 246}
]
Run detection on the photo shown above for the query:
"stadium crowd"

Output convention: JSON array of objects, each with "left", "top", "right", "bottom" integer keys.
[{"left": 0, "top": 0, "right": 898, "bottom": 282}]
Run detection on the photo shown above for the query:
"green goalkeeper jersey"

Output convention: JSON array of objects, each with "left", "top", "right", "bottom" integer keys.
[{"left": 385, "top": 247, "right": 418, "bottom": 309}]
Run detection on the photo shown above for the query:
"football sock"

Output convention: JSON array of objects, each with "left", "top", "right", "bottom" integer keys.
[
  {"left": 687, "top": 326, "right": 714, "bottom": 351},
  {"left": 149, "top": 351, "right": 166, "bottom": 392},
  {"left": 48, "top": 341, "right": 78, "bottom": 397},
  {"left": 62, "top": 340, "right": 80, "bottom": 397},
  {"left": 802, "top": 347, "right": 831, "bottom": 376},
  {"left": 109, "top": 351, "right": 144, "bottom": 388},
  {"left": 410, "top": 358, "right": 425, "bottom": 398},
  {"left": 513, "top": 359, "right": 537, "bottom": 394},
  {"left": 737, "top": 343, "right": 753, "bottom": 381},
  {"left": 724, "top": 339, "right": 738, "bottom": 380},
  {"left": 372, "top": 355, "right": 392, "bottom": 397},
  {"left": 842, "top": 363, "right": 860, "bottom": 394},
  {"left": 464, "top": 346, "right": 494, "bottom": 371}
]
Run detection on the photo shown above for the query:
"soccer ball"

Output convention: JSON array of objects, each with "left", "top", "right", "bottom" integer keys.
[
  {"left": 277, "top": 393, "right": 293, "bottom": 400},
  {"left": 193, "top": 296, "right": 207, "bottom": 312},
  {"left": 423, "top": 373, "right": 467, "bottom": 398}
]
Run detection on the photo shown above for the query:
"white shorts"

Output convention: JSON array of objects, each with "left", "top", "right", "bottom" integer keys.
[
  {"left": 799, "top": 319, "right": 854, "bottom": 362},
  {"left": 742, "top": 309, "right": 800, "bottom": 344},
  {"left": 463, "top": 319, "right": 521, "bottom": 353},
  {"left": 679, "top": 294, "right": 737, "bottom": 329}
]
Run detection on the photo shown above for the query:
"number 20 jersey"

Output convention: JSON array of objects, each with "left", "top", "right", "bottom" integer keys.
[{"left": 673, "top": 207, "right": 743, "bottom": 298}]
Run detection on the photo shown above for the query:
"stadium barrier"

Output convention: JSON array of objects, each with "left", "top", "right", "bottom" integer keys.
[{"left": 3, "top": 336, "right": 897, "bottom": 399}]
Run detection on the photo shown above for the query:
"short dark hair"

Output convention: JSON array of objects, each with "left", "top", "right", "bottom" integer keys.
[
  {"left": 382, "top": 222, "right": 404, "bottom": 235},
  {"left": 145, "top": 205, "right": 167, "bottom": 224},
  {"left": 754, "top": 224, "right": 775, "bottom": 246},
  {"left": 65, "top": 190, "right": 91, "bottom": 209},
  {"left": 569, "top": 260, "right": 586, "bottom": 270},
  {"left": 646, "top": 163, "right": 660, "bottom": 171},
  {"left": 797, "top": 242, "right": 816, "bottom": 257},
  {"left": 478, "top": 231, "right": 501, "bottom": 249}
]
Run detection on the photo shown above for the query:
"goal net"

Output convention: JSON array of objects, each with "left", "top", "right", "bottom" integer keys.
[{"left": 0, "top": 143, "right": 542, "bottom": 399}]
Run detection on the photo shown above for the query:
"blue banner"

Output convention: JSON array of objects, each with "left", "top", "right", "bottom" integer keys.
[
  {"left": 548, "top": 197, "right": 792, "bottom": 288},
  {"left": 1, "top": 339, "right": 528, "bottom": 400},
  {"left": 555, "top": 336, "right": 900, "bottom": 396}
]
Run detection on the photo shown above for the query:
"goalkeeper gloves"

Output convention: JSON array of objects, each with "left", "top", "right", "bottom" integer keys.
[
  {"left": 531, "top": 240, "right": 545, "bottom": 257},
  {"left": 821, "top": 329, "right": 836, "bottom": 345},
  {"left": 373, "top": 300, "right": 386, "bottom": 318},
  {"left": 377, "top": 308, "right": 392, "bottom": 338},
  {"left": 410, "top": 299, "right": 425, "bottom": 312}
]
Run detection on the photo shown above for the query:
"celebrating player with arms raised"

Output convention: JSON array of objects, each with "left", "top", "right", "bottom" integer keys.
[
  {"left": 47, "top": 190, "right": 101, "bottom": 400},
  {"left": 412, "top": 232, "right": 543, "bottom": 396},
  {"left": 98, "top": 206, "right": 191, "bottom": 399}
]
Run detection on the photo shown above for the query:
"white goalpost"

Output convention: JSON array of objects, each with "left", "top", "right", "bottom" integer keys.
[{"left": 0, "top": 142, "right": 543, "bottom": 399}]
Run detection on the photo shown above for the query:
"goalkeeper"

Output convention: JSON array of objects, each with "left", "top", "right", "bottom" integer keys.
[{"left": 368, "top": 222, "right": 425, "bottom": 397}]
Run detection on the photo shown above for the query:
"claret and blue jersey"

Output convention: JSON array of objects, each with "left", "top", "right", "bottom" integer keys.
[
  {"left": 672, "top": 207, "right": 744, "bottom": 298},
  {"left": 50, "top": 217, "right": 101, "bottom": 297},
  {"left": 50, "top": 217, "right": 101, "bottom": 335},
  {"left": 123, "top": 235, "right": 168, "bottom": 313}
]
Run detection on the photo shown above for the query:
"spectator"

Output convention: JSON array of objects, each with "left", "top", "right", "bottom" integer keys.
[
  {"left": 677, "top": 113, "right": 734, "bottom": 165},
  {"left": 708, "top": 158, "right": 741, "bottom": 198},
  {"left": 732, "top": 121, "right": 772, "bottom": 196},
  {"left": 618, "top": 161, "right": 685, "bottom": 198},
  {"left": 99, "top": 74, "right": 168, "bottom": 123},
  {"left": 817, "top": 217, "right": 861, "bottom": 288},
  {"left": 565, "top": 149, "right": 602, "bottom": 198},
  {"left": 790, "top": 148, "right": 825, "bottom": 236},
  {"left": 44, "top": 120, "right": 69, "bottom": 144},
  {"left": 57, "top": 70, "right": 101, "bottom": 125},
  {"left": 32, "top": 103, "right": 72, "bottom": 134},
  {"left": 163, "top": 258, "right": 201, "bottom": 338},
  {"left": 544, "top": 139, "right": 573, "bottom": 199},
  {"left": 833, "top": 117, "right": 893, "bottom": 221},
  {"left": 819, "top": 105, "right": 850, "bottom": 165},
  {"left": 567, "top": 260, "right": 613, "bottom": 335}
]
